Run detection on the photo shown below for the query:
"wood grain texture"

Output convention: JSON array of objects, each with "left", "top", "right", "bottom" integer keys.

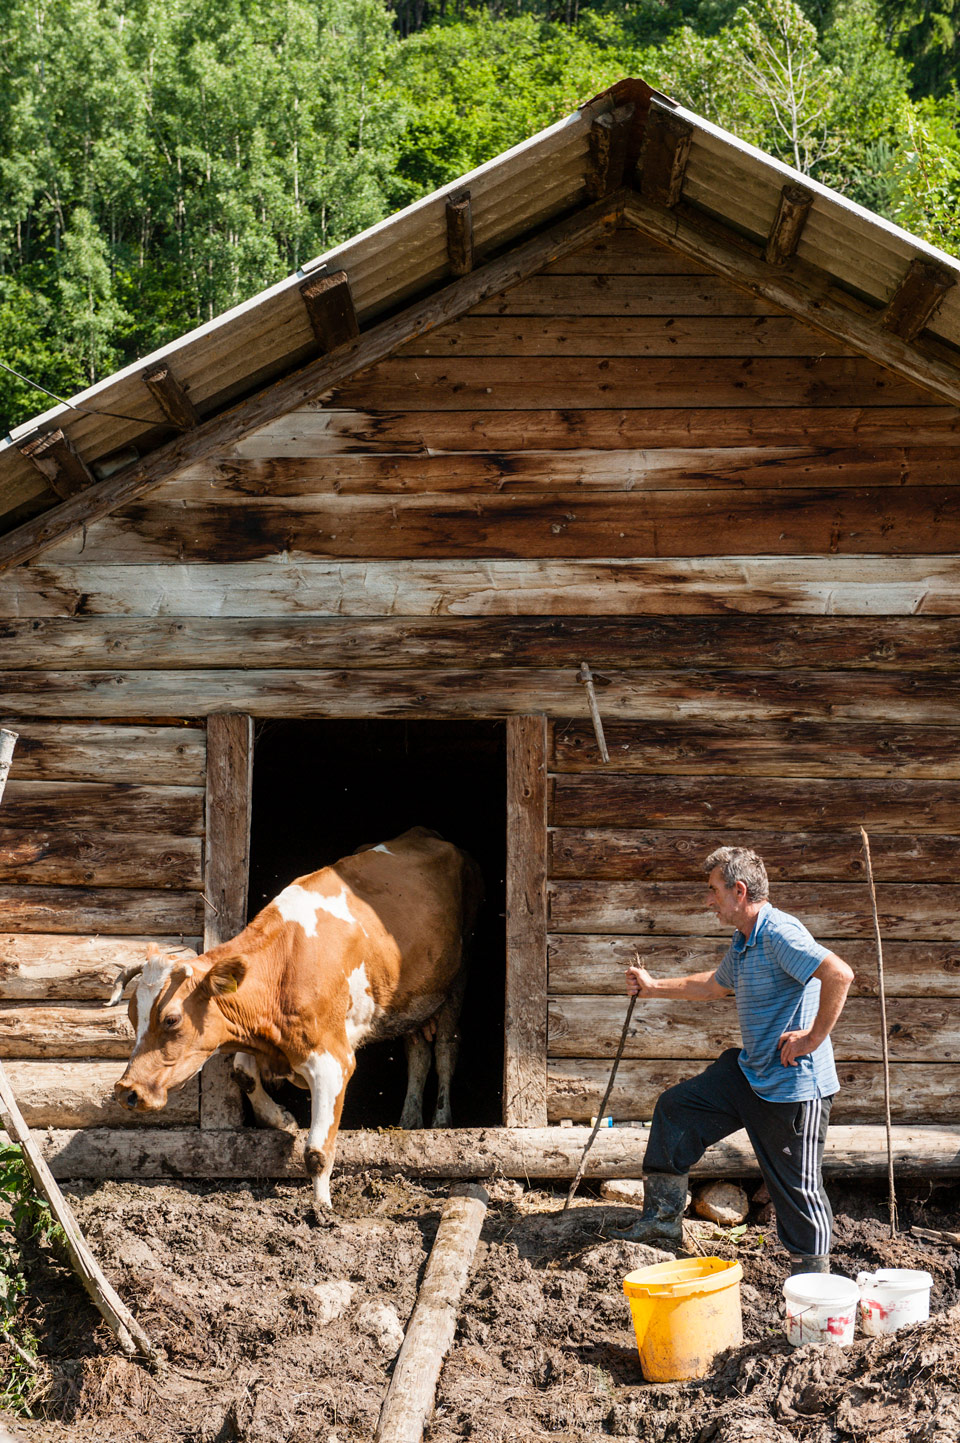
[
  {"left": 0, "top": 829, "right": 202, "bottom": 888},
  {"left": 546, "top": 934, "right": 960, "bottom": 998},
  {"left": 0, "top": 780, "right": 204, "bottom": 833},
  {"left": 0, "top": 885, "right": 203, "bottom": 935},
  {"left": 2, "top": 1060, "right": 198, "bottom": 1128},
  {"left": 0, "top": 722, "right": 205, "bottom": 784},
  {"left": 504, "top": 715, "right": 548, "bottom": 1127},
  {"left": 548, "top": 880, "right": 960, "bottom": 938},
  {"left": 401, "top": 315, "right": 849, "bottom": 356},
  {"left": 0, "top": 1000, "right": 136, "bottom": 1056},
  {"left": 0, "top": 934, "right": 200, "bottom": 999}
]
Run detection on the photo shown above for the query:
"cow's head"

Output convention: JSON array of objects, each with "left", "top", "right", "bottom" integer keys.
[{"left": 109, "top": 943, "right": 248, "bottom": 1111}]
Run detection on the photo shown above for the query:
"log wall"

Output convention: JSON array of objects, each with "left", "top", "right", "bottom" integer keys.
[{"left": 2, "top": 222, "right": 959, "bottom": 1155}]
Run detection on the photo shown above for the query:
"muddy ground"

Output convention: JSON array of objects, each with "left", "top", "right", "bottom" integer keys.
[{"left": 4, "top": 1170, "right": 960, "bottom": 1442}]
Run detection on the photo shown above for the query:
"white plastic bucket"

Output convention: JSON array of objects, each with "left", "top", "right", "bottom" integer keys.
[
  {"left": 857, "top": 1269, "right": 932, "bottom": 1336},
  {"left": 783, "top": 1273, "right": 859, "bottom": 1347}
]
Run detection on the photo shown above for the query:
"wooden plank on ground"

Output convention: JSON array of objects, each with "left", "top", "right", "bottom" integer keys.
[
  {"left": 546, "top": 933, "right": 960, "bottom": 998},
  {"left": 25, "top": 1124, "right": 960, "bottom": 1181},
  {"left": 0, "top": 934, "right": 200, "bottom": 999},
  {"left": 504, "top": 715, "right": 548, "bottom": 1127},
  {"left": 3, "top": 1060, "right": 198, "bottom": 1128},
  {"left": 548, "top": 880, "right": 960, "bottom": 939},
  {"left": 546, "top": 1058, "right": 960, "bottom": 1124},
  {"left": 547, "top": 995, "right": 953, "bottom": 1062},
  {"left": 0, "top": 886, "right": 203, "bottom": 935},
  {"left": 0, "top": 830, "right": 203, "bottom": 888},
  {"left": 0, "top": 722, "right": 205, "bottom": 784},
  {"left": 0, "top": 780, "right": 204, "bottom": 833}
]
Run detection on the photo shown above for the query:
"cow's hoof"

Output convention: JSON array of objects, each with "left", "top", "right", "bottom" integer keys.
[
  {"left": 273, "top": 1111, "right": 299, "bottom": 1136},
  {"left": 398, "top": 1108, "right": 424, "bottom": 1130}
]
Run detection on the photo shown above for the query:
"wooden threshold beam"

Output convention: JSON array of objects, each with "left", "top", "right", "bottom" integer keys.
[
  {"left": 622, "top": 193, "right": 960, "bottom": 409},
  {"left": 637, "top": 98, "right": 693, "bottom": 208},
  {"left": 141, "top": 362, "right": 199, "bottom": 430},
  {"left": 445, "top": 192, "right": 474, "bottom": 277},
  {"left": 881, "top": 257, "right": 956, "bottom": 342},
  {"left": 26, "top": 1124, "right": 960, "bottom": 1182},
  {"left": 764, "top": 183, "right": 813, "bottom": 266},
  {"left": 0, "top": 191, "right": 624, "bottom": 575},
  {"left": 299, "top": 269, "right": 360, "bottom": 352},
  {"left": 17, "top": 428, "right": 95, "bottom": 500}
]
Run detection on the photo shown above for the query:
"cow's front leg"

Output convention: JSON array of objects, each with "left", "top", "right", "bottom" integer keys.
[
  {"left": 295, "top": 1049, "right": 354, "bottom": 1210},
  {"left": 231, "top": 1052, "right": 298, "bottom": 1134},
  {"left": 400, "top": 1030, "right": 431, "bottom": 1129}
]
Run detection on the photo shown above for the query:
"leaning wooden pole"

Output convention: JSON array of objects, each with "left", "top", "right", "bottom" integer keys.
[
  {"left": 859, "top": 826, "right": 897, "bottom": 1237},
  {"left": 375, "top": 1182, "right": 488, "bottom": 1443},
  {"left": 0, "top": 728, "right": 160, "bottom": 1364}
]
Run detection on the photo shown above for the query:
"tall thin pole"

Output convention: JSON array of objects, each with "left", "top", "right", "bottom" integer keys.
[{"left": 859, "top": 826, "right": 897, "bottom": 1237}]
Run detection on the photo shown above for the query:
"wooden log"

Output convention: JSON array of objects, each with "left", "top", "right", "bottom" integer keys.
[
  {"left": 7, "top": 557, "right": 960, "bottom": 621},
  {"left": 299, "top": 270, "right": 360, "bottom": 353},
  {"left": 548, "top": 880, "right": 960, "bottom": 939},
  {"left": 504, "top": 716, "right": 548, "bottom": 1127},
  {"left": 445, "top": 193, "right": 474, "bottom": 277},
  {"left": 547, "top": 934, "right": 960, "bottom": 998},
  {"left": 201, "top": 715, "right": 253, "bottom": 1128},
  {"left": 0, "top": 1000, "right": 135, "bottom": 1056},
  {"left": 547, "top": 1058, "right": 960, "bottom": 1124},
  {"left": 764, "top": 184, "right": 814, "bottom": 265},
  {"left": 0, "top": 934, "right": 200, "bottom": 1000},
  {"left": 0, "top": 780, "right": 204, "bottom": 833},
  {"left": 551, "top": 774, "right": 960, "bottom": 830},
  {"left": 41, "top": 486, "right": 960, "bottom": 563},
  {"left": 18, "top": 429, "right": 95, "bottom": 500},
  {"left": 141, "top": 363, "right": 199, "bottom": 430},
  {"left": 0, "top": 828, "right": 202, "bottom": 888},
  {"left": 2, "top": 1060, "right": 198, "bottom": 1128},
  {"left": 0, "top": 885, "right": 203, "bottom": 935},
  {"left": 25, "top": 1123, "right": 960, "bottom": 1181},
  {"left": 547, "top": 995, "right": 953, "bottom": 1062},
  {"left": 881, "top": 258, "right": 956, "bottom": 342},
  {"left": 0, "top": 722, "right": 205, "bottom": 785},
  {"left": 0, "top": 1062, "right": 160, "bottom": 1361},
  {"left": 585, "top": 104, "right": 635, "bottom": 201},
  {"left": 638, "top": 102, "right": 693, "bottom": 207},
  {"left": 401, "top": 315, "right": 848, "bottom": 355},
  {"left": 549, "top": 828, "right": 960, "bottom": 882},
  {"left": 374, "top": 1183, "right": 488, "bottom": 1443}
]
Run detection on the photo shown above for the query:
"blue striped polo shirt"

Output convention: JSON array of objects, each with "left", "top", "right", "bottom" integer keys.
[{"left": 714, "top": 902, "right": 839, "bottom": 1102}]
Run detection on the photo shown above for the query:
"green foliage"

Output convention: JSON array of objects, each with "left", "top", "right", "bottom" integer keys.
[{"left": 0, "top": 1143, "right": 64, "bottom": 1414}]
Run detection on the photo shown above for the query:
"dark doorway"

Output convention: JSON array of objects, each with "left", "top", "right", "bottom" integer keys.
[{"left": 247, "top": 720, "right": 506, "bottom": 1128}]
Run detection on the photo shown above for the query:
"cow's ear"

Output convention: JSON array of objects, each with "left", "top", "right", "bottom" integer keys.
[{"left": 204, "top": 955, "right": 248, "bottom": 997}]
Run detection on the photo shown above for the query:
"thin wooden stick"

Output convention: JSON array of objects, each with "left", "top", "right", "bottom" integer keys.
[
  {"left": 0, "top": 728, "right": 160, "bottom": 1364},
  {"left": 374, "top": 1183, "right": 488, "bottom": 1443},
  {"left": 576, "top": 662, "right": 610, "bottom": 763},
  {"left": 564, "top": 985, "right": 638, "bottom": 1211},
  {"left": 859, "top": 825, "right": 897, "bottom": 1237}
]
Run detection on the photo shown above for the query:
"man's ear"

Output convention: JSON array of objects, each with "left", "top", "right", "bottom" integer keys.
[{"left": 203, "top": 955, "right": 248, "bottom": 997}]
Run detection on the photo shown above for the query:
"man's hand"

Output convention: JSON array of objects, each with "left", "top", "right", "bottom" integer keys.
[
  {"left": 778, "top": 1028, "right": 819, "bottom": 1066},
  {"left": 625, "top": 965, "right": 658, "bottom": 997}
]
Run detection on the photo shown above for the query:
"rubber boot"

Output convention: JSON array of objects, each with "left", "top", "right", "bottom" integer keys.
[
  {"left": 789, "top": 1254, "right": 830, "bottom": 1275},
  {"left": 608, "top": 1172, "right": 688, "bottom": 1249}
]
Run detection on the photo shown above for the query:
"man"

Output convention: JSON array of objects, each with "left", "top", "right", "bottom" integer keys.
[{"left": 613, "top": 846, "right": 854, "bottom": 1275}]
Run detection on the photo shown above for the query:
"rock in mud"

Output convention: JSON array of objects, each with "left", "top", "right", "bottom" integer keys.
[
  {"left": 357, "top": 1300, "right": 405, "bottom": 1353},
  {"left": 696, "top": 1181, "right": 749, "bottom": 1226}
]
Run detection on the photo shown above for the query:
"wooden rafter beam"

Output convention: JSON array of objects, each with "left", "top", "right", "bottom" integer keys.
[
  {"left": 141, "top": 362, "right": 199, "bottom": 430},
  {"left": 585, "top": 102, "right": 634, "bottom": 201},
  {"left": 0, "top": 191, "right": 623, "bottom": 574},
  {"left": 622, "top": 192, "right": 960, "bottom": 410},
  {"left": 764, "top": 183, "right": 814, "bottom": 265},
  {"left": 299, "top": 269, "right": 360, "bottom": 353},
  {"left": 881, "top": 257, "right": 957, "bottom": 342},
  {"left": 445, "top": 192, "right": 474, "bottom": 277},
  {"left": 17, "top": 429, "right": 95, "bottom": 500},
  {"left": 638, "top": 99, "right": 693, "bottom": 208}
]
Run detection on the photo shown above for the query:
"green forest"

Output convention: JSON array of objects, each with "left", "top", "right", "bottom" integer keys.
[{"left": 1, "top": 0, "right": 959, "bottom": 432}]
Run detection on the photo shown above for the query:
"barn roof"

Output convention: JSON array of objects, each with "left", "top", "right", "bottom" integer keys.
[{"left": 2, "top": 76, "right": 959, "bottom": 570}]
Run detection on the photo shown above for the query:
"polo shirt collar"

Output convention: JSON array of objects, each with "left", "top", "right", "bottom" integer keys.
[{"left": 732, "top": 900, "right": 772, "bottom": 954}]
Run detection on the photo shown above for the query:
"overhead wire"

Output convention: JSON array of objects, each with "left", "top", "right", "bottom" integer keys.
[{"left": 0, "top": 358, "right": 153, "bottom": 428}]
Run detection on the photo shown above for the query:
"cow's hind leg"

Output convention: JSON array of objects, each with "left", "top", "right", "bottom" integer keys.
[
  {"left": 432, "top": 964, "right": 469, "bottom": 1128},
  {"left": 231, "top": 1052, "right": 298, "bottom": 1134},
  {"left": 295, "top": 1049, "right": 354, "bottom": 1210},
  {"left": 400, "top": 1030, "right": 432, "bottom": 1129}
]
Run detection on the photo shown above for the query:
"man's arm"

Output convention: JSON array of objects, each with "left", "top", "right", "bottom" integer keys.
[
  {"left": 778, "top": 951, "right": 855, "bottom": 1066},
  {"left": 625, "top": 964, "right": 733, "bottom": 1001}
]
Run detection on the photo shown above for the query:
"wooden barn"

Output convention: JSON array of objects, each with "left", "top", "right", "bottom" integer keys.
[{"left": 2, "top": 78, "right": 960, "bottom": 1185}]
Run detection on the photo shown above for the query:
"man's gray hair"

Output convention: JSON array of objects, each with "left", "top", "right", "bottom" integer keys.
[{"left": 704, "top": 846, "right": 769, "bottom": 902}]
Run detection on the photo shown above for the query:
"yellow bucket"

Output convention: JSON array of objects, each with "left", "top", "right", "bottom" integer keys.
[{"left": 623, "top": 1257, "right": 743, "bottom": 1382}]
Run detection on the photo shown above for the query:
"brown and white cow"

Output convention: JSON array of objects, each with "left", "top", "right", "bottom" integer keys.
[{"left": 109, "top": 827, "right": 482, "bottom": 1207}]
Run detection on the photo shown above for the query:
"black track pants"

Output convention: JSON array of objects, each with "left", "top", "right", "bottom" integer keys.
[{"left": 643, "top": 1047, "right": 834, "bottom": 1257}]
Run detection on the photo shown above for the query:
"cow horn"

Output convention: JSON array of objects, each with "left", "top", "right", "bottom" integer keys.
[{"left": 105, "top": 962, "right": 146, "bottom": 1008}]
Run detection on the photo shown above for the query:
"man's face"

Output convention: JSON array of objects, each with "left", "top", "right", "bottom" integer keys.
[{"left": 706, "top": 867, "right": 745, "bottom": 927}]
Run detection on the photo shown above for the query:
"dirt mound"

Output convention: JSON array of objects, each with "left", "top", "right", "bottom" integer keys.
[{"left": 4, "top": 1175, "right": 960, "bottom": 1441}]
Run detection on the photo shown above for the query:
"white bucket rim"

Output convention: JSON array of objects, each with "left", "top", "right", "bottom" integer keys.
[
  {"left": 782, "top": 1274, "right": 859, "bottom": 1306},
  {"left": 859, "top": 1268, "right": 933, "bottom": 1291}
]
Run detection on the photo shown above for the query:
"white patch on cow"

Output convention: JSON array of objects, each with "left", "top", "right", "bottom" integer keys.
[
  {"left": 346, "top": 963, "right": 379, "bottom": 1050},
  {"left": 372, "top": 843, "right": 392, "bottom": 854},
  {"left": 131, "top": 954, "right": 176, "bottom": 1045},
  {"left": 274, "top": 882, "right": 359, "bottom": 937},
  {"left": 296, "top": 1050, "right": 345, "bottom": 1209}
]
